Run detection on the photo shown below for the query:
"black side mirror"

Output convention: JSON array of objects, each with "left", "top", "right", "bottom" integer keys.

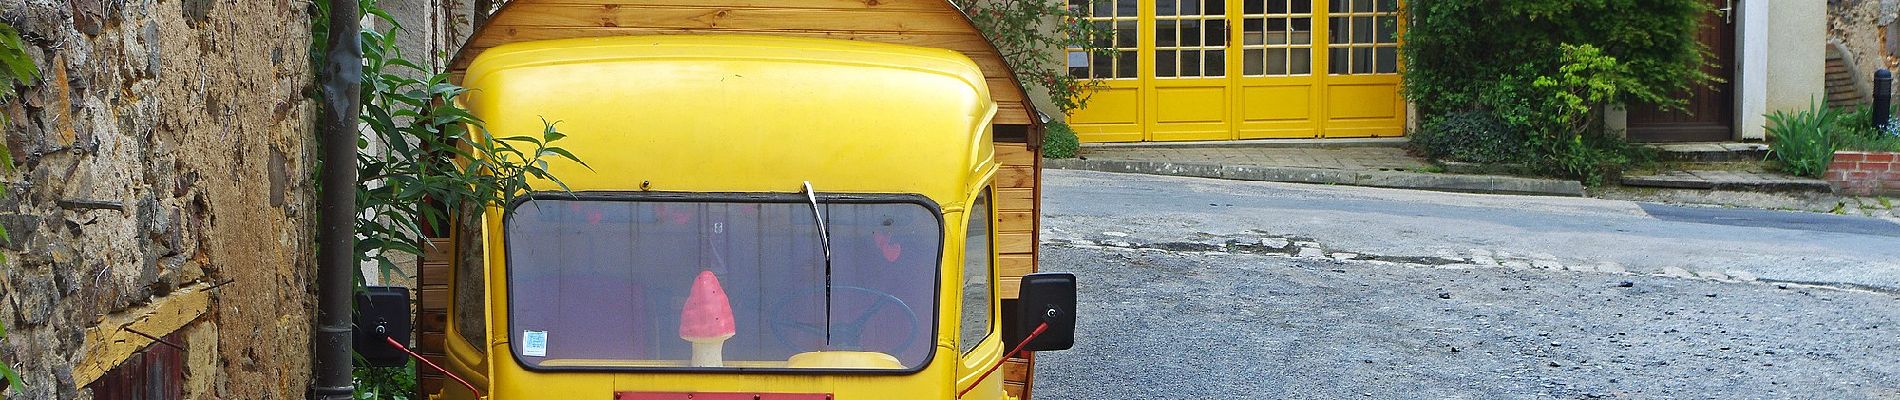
[
  {"left": 353, "top": 286, "right": 413, "bottom": 367},
  {"left": 1009, "top": 272, "right": 1076, "bottom": 352}
]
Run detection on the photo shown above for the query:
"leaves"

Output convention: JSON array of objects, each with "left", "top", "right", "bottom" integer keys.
[
  {"left": 952, "top": 0, "right": 1113, "bottom": 115},
  {"left": 1403, "top": 0, "right": 1712, "bottom": 117},
  {"left": 1765, "top": 99, "right": 1840, "bottom": 178},
  {"left": 336, "top": 2, "right": 587, "bottom": 398}
]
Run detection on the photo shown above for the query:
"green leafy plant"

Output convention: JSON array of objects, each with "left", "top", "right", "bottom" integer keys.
[
  {"left": 1830, "top": 104, "right": 1900, "bottom": 153},
  {"left": 1410, "top": 111, "right": 1526, "bottom": 164},
  {"left": 354, "top": 14, "right": 583, "bottom": 287},
  {"left": 953, "top": 0, "right": 1113, "bottom": 115},
  {"left": 1449, "top": 44, "right": 1652, "bottom": 185},
  {"left": 352, "top": 358, "right": 417, "bottom": 400},
  {"left": 1401, "top": 0, "right": 1707, "bottom": 185},
  {"left": 1765, "top": 100, "right": 1841, "bottom": 178},
  {"left": 0, "top": 20, "right": 37, "bottom": 395},
  {"left": 1403, "top": 0, "right": 1712, "bottom": 117},
  {"left": 1042, "top": 120, "right": 1081, "bottom": 159},
  {"left": 314, "top": 1, "right": 587, "bottom": 398}
]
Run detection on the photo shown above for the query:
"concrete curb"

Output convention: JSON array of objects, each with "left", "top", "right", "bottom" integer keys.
[{"left": 1046, "top": 159, "right": 1587, "bottom": 197}]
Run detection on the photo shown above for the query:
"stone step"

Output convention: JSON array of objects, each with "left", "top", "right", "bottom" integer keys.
[
  {"left": 1620, "top": 170, "right": 1832, "bottom": 193},
  {"left": 1650, "top": 142, "right": 1770, "bottom": 162}
]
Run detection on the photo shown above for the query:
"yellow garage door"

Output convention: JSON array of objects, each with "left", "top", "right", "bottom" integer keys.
[{"left": 1067, "top": 0, "right": 1406, "bottom": 142}]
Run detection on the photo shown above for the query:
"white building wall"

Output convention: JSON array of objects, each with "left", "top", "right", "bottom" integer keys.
[{"left": 1739, "top": 0, "right": 1828, "bottom": 140}]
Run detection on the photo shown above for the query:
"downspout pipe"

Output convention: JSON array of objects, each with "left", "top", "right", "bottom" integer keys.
[{"left": 312, "top": 0, "right": 361, "bottom": 398}]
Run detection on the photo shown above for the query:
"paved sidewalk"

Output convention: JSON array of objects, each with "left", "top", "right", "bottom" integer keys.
[
  {"left": 1077, "top": 146, "right": 1432, "bottom": 171},
  {"left": 1053, "top": 144, "right": 1586, "bottom": 196}
]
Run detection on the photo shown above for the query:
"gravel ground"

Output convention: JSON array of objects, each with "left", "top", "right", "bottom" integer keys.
[{"left": 1033, "top": 245, "right": 1900, "bottom": 400}]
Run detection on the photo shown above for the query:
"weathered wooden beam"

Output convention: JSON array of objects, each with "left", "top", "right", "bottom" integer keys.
[{"left": 73, "top": 284, "right": 214, "bottom": 387}]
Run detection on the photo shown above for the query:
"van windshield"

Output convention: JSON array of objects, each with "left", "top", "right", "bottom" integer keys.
[{"left": 504, "top": 196, "right": 941, "bottom": 371}]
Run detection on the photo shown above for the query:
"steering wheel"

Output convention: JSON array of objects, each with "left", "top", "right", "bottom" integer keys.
[{"left": 767, "top": 285, "right": 921, "bottom": 358}]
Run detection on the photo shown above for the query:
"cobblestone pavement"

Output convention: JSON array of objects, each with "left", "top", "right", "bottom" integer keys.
[
  {"left": 1077, "top": 146, "right": 1432, "bottom": 171},
  {"left": 1036, "top": 245, "right": 1900, "bottom": 399},
  {"left": 1034, "top": 170, "right": 1900, "bottom": 399}
]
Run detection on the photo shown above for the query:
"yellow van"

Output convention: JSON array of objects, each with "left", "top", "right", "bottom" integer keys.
[{"left": 401, "top": 3, "right": 1072, "bottom": 399}]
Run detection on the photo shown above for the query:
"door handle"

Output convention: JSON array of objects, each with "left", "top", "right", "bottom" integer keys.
[{"left": 1717, "top": 0, "right": 1734, "bottom": 24}]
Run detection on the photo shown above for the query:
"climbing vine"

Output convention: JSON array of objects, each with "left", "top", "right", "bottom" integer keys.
[{"left": 0, "top": 20, "right": 38, "bottom": 395}]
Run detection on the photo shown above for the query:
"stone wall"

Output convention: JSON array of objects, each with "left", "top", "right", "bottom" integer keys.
[
  {"left": 0, "top": 0, "right": 315, "bottom": 398},
  {"left": 1829, "top": 0, "right": 1896, "bottom": 76}
]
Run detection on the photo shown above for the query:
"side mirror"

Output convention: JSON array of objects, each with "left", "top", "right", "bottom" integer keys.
[
  {"left": 1009, "top": 272, "right": 1076, "bottom": 352},
  {"left": 353, "top": 286, "right": 413, "bottom": 367}
]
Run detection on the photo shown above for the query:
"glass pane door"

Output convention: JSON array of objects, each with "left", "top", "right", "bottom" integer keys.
[
  {"left": 1326, "top": 0, "right": 1400, "bottom": 75},
  {"left": 1240, "top": 0, "right": 1315, "bottom": 76},
  {"left": 1155, "top": 0, "right": 1229, "bottom": 79}
]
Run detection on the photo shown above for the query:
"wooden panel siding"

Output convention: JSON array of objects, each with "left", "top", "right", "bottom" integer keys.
[
  {"left": 416, "top": 238, "right": 454, "bottom": 399},
  {"left": 992, "top": 136, "right": 1042, "bottom": 400}
]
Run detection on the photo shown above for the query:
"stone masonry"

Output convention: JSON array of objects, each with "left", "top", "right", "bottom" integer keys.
[{"left": 0, "top": 0, "right": 316, "bottom": 398}]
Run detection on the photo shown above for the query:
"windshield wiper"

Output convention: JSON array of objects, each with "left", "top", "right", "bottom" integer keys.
[{"left": 802, "top": 181, "right": 835, "bottom": 345}]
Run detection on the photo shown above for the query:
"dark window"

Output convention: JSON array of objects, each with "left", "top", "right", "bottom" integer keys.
[{"left": 90, "top": 332, "right": 185, "bottom": 400}]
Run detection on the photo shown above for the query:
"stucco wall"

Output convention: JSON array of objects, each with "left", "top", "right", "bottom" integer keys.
[
  {"left": 1767, "top": 1, "right": 1828, "bottom": 112},
  {"left": 0, "top": 0, "right": 315, "bottom": 398},
  {"left": 1737, "top": 0, "right": 1828, "bottom": 140}
]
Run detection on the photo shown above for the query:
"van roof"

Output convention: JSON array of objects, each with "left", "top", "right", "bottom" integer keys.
[
  {"left": 447, "top": 0, "right": 1040, "bottom": 130},
  {"left": 462, "top": 35, "right": 997, "bottom": 202}
]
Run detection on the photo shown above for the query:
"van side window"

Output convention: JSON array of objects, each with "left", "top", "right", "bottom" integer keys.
[
  {"left": 958, "top": 190, "right": 995, "bottom": 355},
  {"left": 453, "top": 211, "right": 487, "bottom": 350}
]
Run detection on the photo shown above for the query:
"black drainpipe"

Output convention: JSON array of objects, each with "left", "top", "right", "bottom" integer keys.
[{"left": 312, "top": 0, "right": 361, "bottom": 397}]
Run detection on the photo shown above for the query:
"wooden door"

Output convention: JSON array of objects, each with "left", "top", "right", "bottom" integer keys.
[
  {"left": 1069, "top": 0, "right": 1146, "bottom": 142},
  {"left": 1627, "top": 0, "right": 1736, "bottom": 142},
  {"left": 1233, "top": 0, "right": 1323, "bottom": 139},
  {"left": 1150, "top": 0, "right": 1237, "bottom": 141},
  {"left": 1317, "top": 0, "right": 1405, "bottom": 138}
]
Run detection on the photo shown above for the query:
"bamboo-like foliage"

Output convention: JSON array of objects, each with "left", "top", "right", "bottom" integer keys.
[{"left": 314, "top": 1, "right": 586, "bottom": 397}]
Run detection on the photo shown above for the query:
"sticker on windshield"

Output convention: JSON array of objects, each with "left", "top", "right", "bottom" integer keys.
[{"left": 522, "top": 330, "right": 548, "bottom": 357}]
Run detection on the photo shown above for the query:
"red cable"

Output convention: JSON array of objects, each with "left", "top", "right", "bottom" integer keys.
[
  {"left": 957, "top": 321, "right": 1050, "bottom": 398},
  {"left": 385, "top": 335, "right": 486, "bottom": 399}
]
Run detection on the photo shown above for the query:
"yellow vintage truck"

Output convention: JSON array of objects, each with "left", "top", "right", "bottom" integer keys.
[{"left": 395, "top": 1, "right": 1071, "bottom": 399}]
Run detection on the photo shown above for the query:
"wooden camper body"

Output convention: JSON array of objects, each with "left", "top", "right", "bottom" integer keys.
[{"left": 414, "top": 1, "right": 1045, "bottom": 398}]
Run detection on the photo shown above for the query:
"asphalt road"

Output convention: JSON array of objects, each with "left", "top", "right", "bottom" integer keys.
[{"left": 1032, "top": 170, "right": 1900, "bottom": 399}]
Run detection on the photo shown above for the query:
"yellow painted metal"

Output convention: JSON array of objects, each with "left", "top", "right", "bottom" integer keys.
[
  {"left": 443, "top": 35, "right": 1013, "bottom": 400},
  {"left": 1068, "top": 0, "right": 1406, "bottom": 142}
]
